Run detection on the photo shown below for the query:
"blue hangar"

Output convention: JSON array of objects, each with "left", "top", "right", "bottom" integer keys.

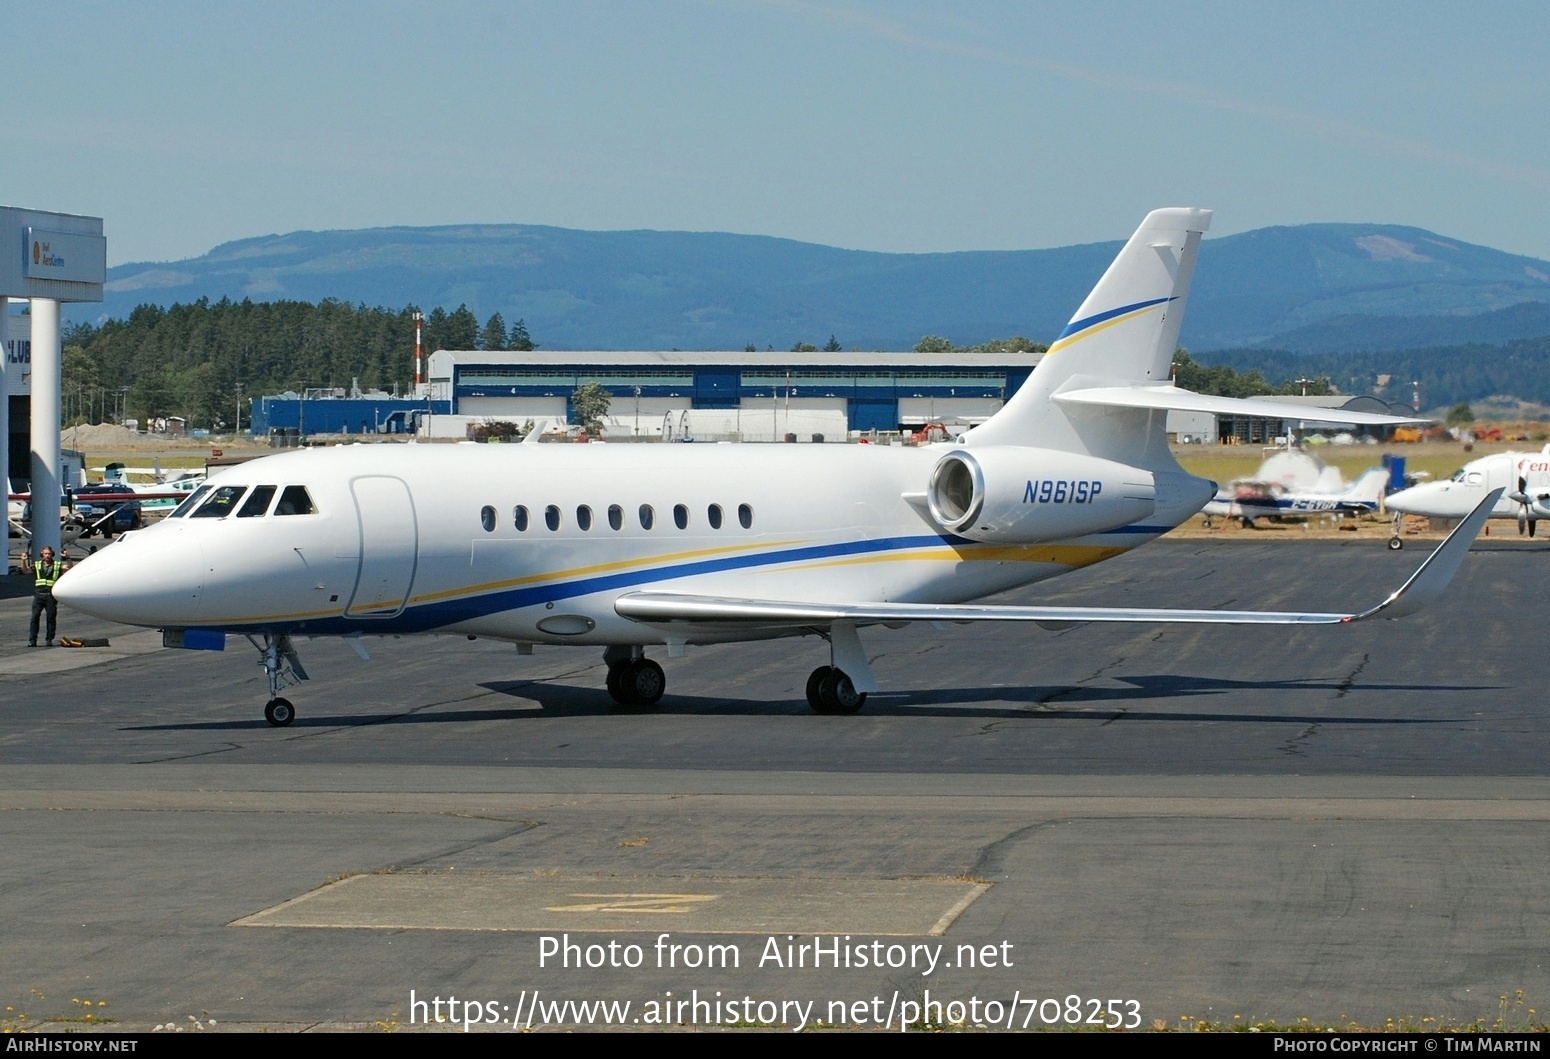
[{"left": 424, "top": 349, "right": 1042, "bottom": 434}]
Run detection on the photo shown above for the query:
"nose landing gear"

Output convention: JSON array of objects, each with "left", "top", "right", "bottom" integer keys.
[{"left": 248, "top": 633, "right": 308, "bottom": 726}]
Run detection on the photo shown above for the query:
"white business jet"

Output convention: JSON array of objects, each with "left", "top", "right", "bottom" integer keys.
[
  {"left": 1385, "top": 448, "right": 1550, "bottom": 547},
  {"left": 53, "top": 209, "right": 1495, "bottom": 726}
]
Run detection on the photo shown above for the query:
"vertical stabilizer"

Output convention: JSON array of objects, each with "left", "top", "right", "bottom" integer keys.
[
  {"left": 1343, "top": 467, "right": 1390, "bottom": 507},
  {"left": 968, "top": 208, "right": 1211, "bottom": 462}
]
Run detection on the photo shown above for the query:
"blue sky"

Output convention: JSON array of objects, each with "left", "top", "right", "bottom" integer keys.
[{"left": 10, "top": 0, "right": 1549, "bottom": 266}]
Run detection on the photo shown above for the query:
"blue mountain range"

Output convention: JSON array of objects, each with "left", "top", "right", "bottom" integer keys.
[{"left": 91, "top": 222, "right": 1550, "bottom": 353}]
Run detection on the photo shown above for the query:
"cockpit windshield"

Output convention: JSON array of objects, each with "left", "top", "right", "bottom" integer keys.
[
  {"left": 168, "top": 485, "right": 213, "bottom": 518},
  {"left": 190, "top": 485, "right": 249, "bottom": 518},
  {"left": 170, "top": 484, "right": 311, "bottom": 519},
  {"left": 237, "top": 485, "right": 277, "bottom": 518}
]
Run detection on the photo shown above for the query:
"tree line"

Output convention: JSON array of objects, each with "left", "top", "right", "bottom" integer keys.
[
  {"left": 49, "top": 291, "right": 1532, "bottom": 432},
  {"left": 1195, "top": 335, "right": 1550, "bottom": 411},
  {"left": 56, "top": 298, "right": 535, "bottom": 429}
]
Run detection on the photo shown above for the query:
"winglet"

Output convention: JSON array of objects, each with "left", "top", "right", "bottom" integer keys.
[{"left": 1350, "top": 487, "right": 1500, "bottom": 621}]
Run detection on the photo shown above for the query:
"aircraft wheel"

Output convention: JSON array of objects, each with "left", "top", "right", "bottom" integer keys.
[
  {"left": 265, "top": 697, "right": 295, "bottom": 727},
  {"left": 605, "top": 663, "right": 630, "bottom": 705},
  {"left": 805, "top": 666, "right": 831, "bottom": 711},
  {"left": 818, "top": 668, "right": 866, "bottom": 715},
  {"left": 1387, "top": 536, "right": 1403, "bottom": 551},
  {"left": 619, "top": 659, "right": 665, "bottom": 707}
]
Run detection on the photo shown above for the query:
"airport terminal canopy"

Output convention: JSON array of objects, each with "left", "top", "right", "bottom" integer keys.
[{"left": 0, "top": 206, "right": 106, "bottom": 301}]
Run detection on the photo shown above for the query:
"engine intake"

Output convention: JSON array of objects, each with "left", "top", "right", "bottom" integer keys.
[{"left": 927, "top": 448, "right": 1157, "bottom": 543}]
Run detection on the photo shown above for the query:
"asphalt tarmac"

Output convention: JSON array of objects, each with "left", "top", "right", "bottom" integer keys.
[{"left": 2, "top": 536, "right": 1546, "bottom": 1032}]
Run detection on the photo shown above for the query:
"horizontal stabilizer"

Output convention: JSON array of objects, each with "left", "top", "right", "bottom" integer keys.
[
  {"left": 1053, "top": 385, "right": 1424, "bottom": 426},
  {"left": 617, "top": 490, "right": 1496, "bottom": 630}
]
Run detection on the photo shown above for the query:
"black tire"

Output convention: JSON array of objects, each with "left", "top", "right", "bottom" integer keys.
[
  {"left": 807, "top": 666, "right": 837, "bottom": 713},
  {"left": 1387, "top": 537, "right": 1403, "bottom": 551},
  {"left": 605, "top": 663, "right": 629, "bottom": 705},
  {"left": 818, "top": 669, "right": 866, "bottom": 715},
  {"left": 626, "top": 659, "right": 665, "bottom": 706},
  {"left": 264, "top": 697, "right": 295, "bottom": 727}
]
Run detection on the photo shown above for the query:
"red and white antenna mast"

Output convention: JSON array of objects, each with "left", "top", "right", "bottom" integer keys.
[{"left": 413, "top": 310, "right": 424, "bottom": 392}]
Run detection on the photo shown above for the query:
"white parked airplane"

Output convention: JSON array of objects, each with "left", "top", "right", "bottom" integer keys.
[
  {"left": 1202, "top": 467, "right": 1391, "bottom": 527},
  {"left": 53, "top": 209, "right": 1495, "bottom": 726},
  {"left": 1385, "top": 448, "right": 1550, "bottom": 547}
]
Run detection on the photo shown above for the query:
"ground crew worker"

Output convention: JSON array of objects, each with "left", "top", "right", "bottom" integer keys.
[{"left": 23, "top": 546, "right": 70, "bottom": 647}]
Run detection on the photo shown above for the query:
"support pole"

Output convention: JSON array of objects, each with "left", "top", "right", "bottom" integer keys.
[
  {"left": 29, "top": 297, "right": 61, "bottom": 556},
  {"left": 0, "top": 297, "right": 9, "bottom": 511}
]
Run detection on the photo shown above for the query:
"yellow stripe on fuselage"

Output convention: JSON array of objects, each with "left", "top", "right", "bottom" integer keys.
[
  {"left": 203, "top": 536, "right": 1136, "bottom": 626},
  {"left": 407, "top": 537, "right": 816, "bottom": 606},
  {"left": 794, "top": 541, "right": 1128, "bottom": 573}
]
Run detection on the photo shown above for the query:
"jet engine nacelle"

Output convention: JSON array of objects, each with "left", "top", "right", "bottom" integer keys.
[{"left": 927, "top": 448, "right": 1157, "bottom": 542}]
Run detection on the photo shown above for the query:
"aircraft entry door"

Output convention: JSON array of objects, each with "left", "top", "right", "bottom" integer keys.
[{"left": 346, "top": 475, "right": 418, "bottom": 618}]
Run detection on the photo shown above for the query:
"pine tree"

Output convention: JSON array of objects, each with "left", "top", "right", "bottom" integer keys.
[{"left": 480, "top": 312, "right": 507, "bottom": 352}]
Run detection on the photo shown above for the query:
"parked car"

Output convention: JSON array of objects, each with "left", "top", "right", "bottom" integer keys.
[{"left": 73, "top": 485, "right": 144, "bottom": 537}]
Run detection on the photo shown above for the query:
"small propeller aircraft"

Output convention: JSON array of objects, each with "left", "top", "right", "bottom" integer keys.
[{"left": 1385, "top": 448, "right": 1550, "bottom": 547}]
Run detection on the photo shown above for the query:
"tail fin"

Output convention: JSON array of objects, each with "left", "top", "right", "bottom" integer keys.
[
  {"left": 1343, "top": 467, "right": 1390, "bottom": 506},
  {"left": 968, "top": 207, "right": 1211, "bottom": 460}
]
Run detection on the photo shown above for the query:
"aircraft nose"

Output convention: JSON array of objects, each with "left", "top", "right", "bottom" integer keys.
[
  {"left": 53, "top": 533, "right": 205, "bottom": 626},
  {"left": 1386, "top": 483, "right": 1467, "bottom": 518}
]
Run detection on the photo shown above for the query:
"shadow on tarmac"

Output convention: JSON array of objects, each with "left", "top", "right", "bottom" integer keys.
[{"left": 120, "top": 671, "right": 1497, "bottom": 732}]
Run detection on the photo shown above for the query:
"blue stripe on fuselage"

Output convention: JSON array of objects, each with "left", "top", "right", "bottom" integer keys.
[{"left": 215, "top": 524, "right": 1171, "bottom": 636}]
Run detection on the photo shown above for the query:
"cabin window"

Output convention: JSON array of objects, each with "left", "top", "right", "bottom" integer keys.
[
  {"left": 480, "top": 505, "right": 497, "bottom": 532},
  {"left": 708, "top": 504, "right": 723, "bottom": 529},
  {"left": 237, "top": 486, "right": 276, "bottom": 518},
  {"left": 274, "top": 485, "right": 316, "bottom": 516},
  {"left": 608, "top": 504, "right": 623, "bottom": 531},
  {"left": 191, "top": 485, "right": 248, "bottom": 519},
  {"left": 169, "top": 485, "right": 213, "bottom": 518},
  {"left": 514, "top": 505, "right": 529, "bottom": 531},
  {"left": 673, "top": 504, "right": 689, "bottom": 530},
  {"left": 639, "top": 504, "right": 655, "bottom": 530},
  {"left": 738, "top": 503, "right": 754, "bottom": 529},
  {"left": 545, "top": 504, "right": 562, "bottom": 531},
  {"left": 577, "top": 505, "right": 593, "bottom": 531}
]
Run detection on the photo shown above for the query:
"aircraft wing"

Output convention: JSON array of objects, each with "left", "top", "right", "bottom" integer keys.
[
  {"left": 1052, "top": 385, "right": 1425, "bottom": 426},
  {"left": 617, "top": 489, "right": 1498, "bottom": 630}
]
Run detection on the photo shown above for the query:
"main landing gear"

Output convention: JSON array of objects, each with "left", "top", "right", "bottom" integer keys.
[
  {"left": 247, "top": 633, "right": 309, "bottom": 727},
  {"left": 598, "top": 622, "right": 878, "bottom": 714},
  {"left": 805, "top": 666, "right": 866, "bottom": 714},
  {"left": 805, "top": 620, "right": 876, "bottom": 714},
  {"left": 603, "top": 645, "right": 665, "bottom": 708}
]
